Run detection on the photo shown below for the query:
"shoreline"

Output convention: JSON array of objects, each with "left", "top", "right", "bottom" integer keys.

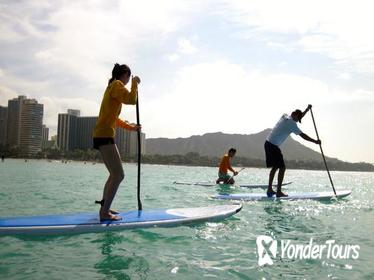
[{"left": 2, "top": 157, "right": 373, "bottom": 173}]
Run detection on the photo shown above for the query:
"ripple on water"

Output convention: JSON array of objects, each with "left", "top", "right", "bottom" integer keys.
[{"left": 0, "top": 160, "right": 373, "bottom": 279}]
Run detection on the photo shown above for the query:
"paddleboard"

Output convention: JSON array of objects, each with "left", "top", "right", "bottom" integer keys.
[
  {"left": 239, "top": 182, "right": 292, "bottom": 189},
  {"left": 213, "top": 190, "right": 351, "bottom": 201},
  {"left": 173, "top": 181, "right": 292, "bottom": 188},
  {"left": 0, "top": 204, "right": 242, "bottom": 236},
  {"left": 173, "top": 181, "right": 217, "bottom": 187}
]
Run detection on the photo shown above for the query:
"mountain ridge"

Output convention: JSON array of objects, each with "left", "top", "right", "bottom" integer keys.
[{"left": 146, "top": 129, "right": 335, "bottom": 162}]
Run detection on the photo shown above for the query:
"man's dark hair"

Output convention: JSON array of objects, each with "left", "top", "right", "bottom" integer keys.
[
  {"left": 228, "top": 148, "right": 236, "bottom": 154},
  {"left": 292, "top": 109, "right": 303, "bottom": 123}
]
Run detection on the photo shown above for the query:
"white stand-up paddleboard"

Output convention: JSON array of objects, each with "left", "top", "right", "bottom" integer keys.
[
  {"left": 173, "top": 181, "right": 292, "bottom": 188},
  {"left": 173, "top": 181, "right": 217, "bottom": 187},
  {"left": 239, "top": 182, "right": 292, "bottom": 189},
  {"left": 0, "top": 204, "right": 242, "bottom": 236},
  {"left": 213, "top": 190, "right": 351, "bottom": 201}
]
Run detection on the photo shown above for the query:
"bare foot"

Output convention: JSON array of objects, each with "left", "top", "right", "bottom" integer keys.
[
  {"left": 95, "top": 200, "right": 119, "bottom": 215},
  {"left": 100, "top": 211, "right": 122, "bottom": 222},
  {"left": 276, "top": 191, "right": 288, "bottom": 197}
]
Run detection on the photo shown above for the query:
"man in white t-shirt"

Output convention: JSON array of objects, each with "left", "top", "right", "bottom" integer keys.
[{"left": 265, "top": 105, "right": 321, "bottom": 197}]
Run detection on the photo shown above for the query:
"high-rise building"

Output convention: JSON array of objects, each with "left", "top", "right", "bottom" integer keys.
[
  {"left": 125, "top": 130, "right": 146, "bottom": 157},
  {"left": 67, "top": 109, "right": 80, "bottom": 117},
  {"left": 5, "top": 96, "right": 43, "bottom": 155},
  {"left": 76, "top": 116, "right": 97, "bottom": 150},
  {"left": 115, "top": 128, "right": 124, "bottom": 153},
  {"left": 42, "top": 125, "right": 49, "bottom": 149},
  {"left": 57, "top": 109, "right": 146, "bottom": 154},
  {"left": 57, "top": 111, "right": 78, "bottom": 151},
  {"left": 6, "top": 95, "right": 26, "bottom": 147},
  {"left": 42, "top": 125, "right": 49, "bottom": 141},
  {"left": 44, "top": 135, "right": 58, "bottom": 150},
  {"left": 19, "top": 99, "right": 43, "bottom": 155},
  {"left": 0, "top": 106, "right": 8, "bottom": 146},
  {"left": 140, "top": 132, "right": 146, "bottom": 155}
]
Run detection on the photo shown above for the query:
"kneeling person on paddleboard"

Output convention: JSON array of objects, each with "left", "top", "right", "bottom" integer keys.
[
  {"left": 93, "top": 63, "right": 141, "bottom": 221},
  {"left": 265, "top": 105, "right": 320, "bottom": 197},
  {"left": 216, "top": 148, "right": 238, "bottom": 184}
]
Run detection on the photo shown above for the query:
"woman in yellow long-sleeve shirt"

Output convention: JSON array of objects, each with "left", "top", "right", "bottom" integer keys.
[{"left": 93, "top": 63, "right": 141, "bottom": 221}]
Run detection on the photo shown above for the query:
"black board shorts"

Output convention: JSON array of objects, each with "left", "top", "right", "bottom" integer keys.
[
  {"left": 264, "top": 141, "right": 285, "bottom": 168},
  {"left": 93, "top": 137, "right": 115, "bottom": 150}
]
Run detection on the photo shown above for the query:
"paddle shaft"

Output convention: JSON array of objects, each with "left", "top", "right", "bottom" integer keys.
[
  {"left": 136, "top": 97, "right": 143, "bottom": 210},
  {"left": 310, "top": 108, "right": 337, "bottom": 196},
  {"left": 227, "top": 167, "right": 245, "bottom": 183}
]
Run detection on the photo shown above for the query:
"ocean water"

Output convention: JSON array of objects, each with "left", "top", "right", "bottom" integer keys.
[{"left": 0, "top": 159, "right": 373, "bottom": 280}]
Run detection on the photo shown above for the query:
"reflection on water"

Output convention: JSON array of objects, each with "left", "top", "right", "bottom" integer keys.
[
  {"left": 94, "top": 232, "right": 150, "bottom": 280},
  {"left": 0, "top": 160, "right": 373, "bottom": 279},
  {"left": 215, "top": 184, "right": 237, "bottom": 194},
  {"left": 263, "top": 201, "right": 320, "bottom": 236}
]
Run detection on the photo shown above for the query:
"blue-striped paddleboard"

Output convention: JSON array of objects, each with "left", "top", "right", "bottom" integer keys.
[
  {"left": 0, "top": 204, "right": 242, "bottom": 236},
  {"left": 213, "top": 190, "right": 351, "bottom": 201}
]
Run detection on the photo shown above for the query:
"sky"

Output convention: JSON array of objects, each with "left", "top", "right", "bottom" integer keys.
[{"left": 0, "top": 0, "right": 373, "bottom": 163}]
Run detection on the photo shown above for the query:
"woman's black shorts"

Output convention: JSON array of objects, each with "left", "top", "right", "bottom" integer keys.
[
  {"left": 93, "top": 137, "right": 115, "bottom": 150},
  {"left": 264, "top": 140, "right": 285, "bottom": 168}
]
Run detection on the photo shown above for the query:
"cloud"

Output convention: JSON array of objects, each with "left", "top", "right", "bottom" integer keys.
[
  {"left": 165, "top": 37, "right": 199, "bottom": 62},
  {"left": 0, "top": 0, "right": 203, "bottom": 134},
  {"left": 141, "top": 60, "right": 374, "bottom": 162},
  {"left": 178, "top": 38, "right": 198, "bottom": 54},
  {"left": 0, "top": 1, "right": 203, "bottom": 95},
  {"left": 1, "top": 1, "right": 373, "bottom": 162},
  {"left": 166, "top": 53, "right": 180, "bottom": 62},
  {"left": 143, "top": 61, "right": 331, "bottom": 137},
  {"left": 0, "top": 85, "right": 18, "bottom": 106},
  {"left": 39, "top": 96, "right": 99, "bottom": 135},
  {"left": 223, "top": 0, "right": 374, "bottom": 75},
  {"left": 0, "top": 81, "right": 100, "bottom": 137}
]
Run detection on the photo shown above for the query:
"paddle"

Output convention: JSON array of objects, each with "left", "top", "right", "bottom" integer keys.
[
  {"left": 136, "top": 94, "right": 143, "bottom": 210},
  {"left": 225, "top": 167, "right": 246, "bottom": 184},
  {"left": 310, "top": 107, "right": 337, "bottom": 196}
]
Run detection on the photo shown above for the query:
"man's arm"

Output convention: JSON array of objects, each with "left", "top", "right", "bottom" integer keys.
[
  {"left": 228, "top": 162, "right": 235, "bottom": 173},
  {"left": 300, "top": 132, "right": 321, "bottom": 145},
  {"left": 227, "top": 161, "right": 239, "bottom": 175}
]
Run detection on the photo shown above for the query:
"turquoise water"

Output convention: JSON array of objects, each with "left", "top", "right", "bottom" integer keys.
[{"left": 0, "top": 159, "right": 373, "bottom": 279}]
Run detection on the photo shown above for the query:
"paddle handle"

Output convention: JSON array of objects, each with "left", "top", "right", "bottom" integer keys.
[
  {"left": 136, "top": 96, "right": 143, "bottom": 210},
  {"left": 310, "top": 108, "right": 337, "bottom": 196}
]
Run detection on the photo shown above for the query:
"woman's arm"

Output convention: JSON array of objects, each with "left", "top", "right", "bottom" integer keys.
[
  {"left": 116, "top": 118, "right": 141, "bottom": 131},
  {"left": 111, "top": 79, "right": 138, "bottom": 104}
]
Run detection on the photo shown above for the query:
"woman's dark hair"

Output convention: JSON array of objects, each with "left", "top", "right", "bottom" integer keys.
[
  {"left": 228, "top": 148, "right": 237, "bottom": 154},
  {"left": 108, "top": 63, "right": 131, "bottom": 85}
]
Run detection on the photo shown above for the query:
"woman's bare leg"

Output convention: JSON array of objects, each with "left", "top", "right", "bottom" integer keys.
[
  {"left": 102, "top": 174, "right": 112, "bottom": 201},
  {"left": 99, "top": 144, "right": 124, "bottom": 220},
  {"left": 98, "top": 174, "right": 119, "bottom": 214}
]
